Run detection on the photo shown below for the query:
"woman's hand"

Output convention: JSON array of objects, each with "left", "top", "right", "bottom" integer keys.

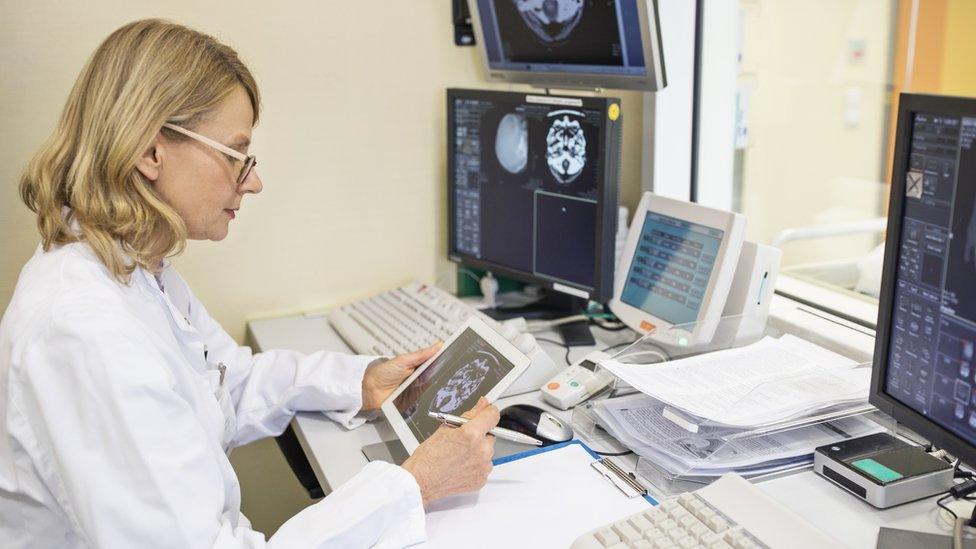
[
  {"left": 401, "top": 397, "right": 500, "bottom": 507},
  {"left": 360, "top": 343, "right": 441, "bottom": 411}
]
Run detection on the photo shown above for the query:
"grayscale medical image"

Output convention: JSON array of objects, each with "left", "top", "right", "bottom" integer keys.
[
  {"left": 515, "top": 0, "right": 585, "bottom": 44},
  {"left": 495, "top": 113, "right": 528, "bottom": 174},
  {"left": 393, "top": 328, "right": 516, "bottom": 443},
  {"left": 546, "top": 110, "right": 587, "bottom": 184}
]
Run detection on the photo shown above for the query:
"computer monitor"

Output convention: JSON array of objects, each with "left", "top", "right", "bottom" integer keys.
[
  {"left": 608, "top": 192, "right": 746, "bottom": 344},
  {"left": 467, "top": 0, "right": 666, "bottom": 91},
  {"left": 871, "top": 93, "right": 976, "bottom": 466},
  {"left": 447, "top": 88, "right": 621, "bottom": 306}
]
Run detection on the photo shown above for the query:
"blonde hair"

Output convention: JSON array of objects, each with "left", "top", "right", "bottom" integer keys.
[{"left": 19, "top": 19, "right": 260, "bottom": 281}]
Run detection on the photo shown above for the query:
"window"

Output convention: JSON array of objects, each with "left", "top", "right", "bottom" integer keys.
[{"left": 675, "top": 0, "right": 976, "bottom": 325}]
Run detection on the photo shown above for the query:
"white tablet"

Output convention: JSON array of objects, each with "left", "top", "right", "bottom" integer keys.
[
  {"left": 380, "top": 316, "right": 531, "bottom": 454},
  {"left": 609, "top": 192, "right": 746, "bottom": 345}
]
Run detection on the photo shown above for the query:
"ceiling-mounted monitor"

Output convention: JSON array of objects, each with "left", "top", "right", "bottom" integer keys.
[{"left": 467, "top": 0, "right": 666, "bottom": 91}]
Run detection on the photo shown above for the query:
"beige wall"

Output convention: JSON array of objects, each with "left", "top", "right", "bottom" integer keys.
[
  {"left": 736, "top": 0, "right": 893, "bottom": 266},
  {"left": 0, "top": 2, "right": 645, "bottom": 341}
]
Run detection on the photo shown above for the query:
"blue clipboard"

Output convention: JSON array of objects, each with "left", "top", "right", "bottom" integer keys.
[{"left": 493, "top": 439, "right": 658, "bottom": 504}]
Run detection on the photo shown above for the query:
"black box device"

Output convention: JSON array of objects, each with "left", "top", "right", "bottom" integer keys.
[{"left": 814, "top": 432, "right": 952, "bottom": 508}]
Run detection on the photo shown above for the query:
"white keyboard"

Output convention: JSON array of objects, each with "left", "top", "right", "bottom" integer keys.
[
  {"left": 572, "top": 474, "right": 841, "bottom": 549},
  {"left": 327, "top": 282, "right": 560, "bottom": 396}
]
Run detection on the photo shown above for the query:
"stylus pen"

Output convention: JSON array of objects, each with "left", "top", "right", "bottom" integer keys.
[{"left": 428, "top": 412, "right": 544, "bottom": 446}]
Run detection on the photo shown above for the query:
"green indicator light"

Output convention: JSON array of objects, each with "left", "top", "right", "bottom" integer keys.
[
  {"left": 852, "top": 458, "right": 904, "bottom": 483},
  {"left": 678, "top": 337, "right": 689, "bottom": 347}
]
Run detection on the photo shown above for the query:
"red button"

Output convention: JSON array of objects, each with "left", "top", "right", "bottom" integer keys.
[{"left": 547, "top": 382, "right": 560, "bottom": 390}]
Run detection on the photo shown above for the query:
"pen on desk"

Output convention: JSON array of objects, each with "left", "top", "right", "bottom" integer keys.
[{"left": 428, "top": 411, "right": 544, "bottom": 446}]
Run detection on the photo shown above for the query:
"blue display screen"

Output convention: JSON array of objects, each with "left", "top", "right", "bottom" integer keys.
[{"left": 621, "top": 213, "right": 725, "bottom": 326}]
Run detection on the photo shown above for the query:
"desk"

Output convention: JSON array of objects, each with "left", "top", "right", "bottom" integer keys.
[{"left": 246, "top": 295, "right": 950, "bottom": 548}]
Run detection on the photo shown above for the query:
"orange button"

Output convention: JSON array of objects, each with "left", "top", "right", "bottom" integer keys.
[{"left": 547, "top": 382, "right": 560, "bottom": 390}]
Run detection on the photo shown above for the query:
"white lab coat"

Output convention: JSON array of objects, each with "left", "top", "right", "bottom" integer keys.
[{"left": 0, "top": 240, "right": 427, "bottom": 548}]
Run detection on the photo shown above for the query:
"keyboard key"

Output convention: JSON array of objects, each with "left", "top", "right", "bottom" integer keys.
[
  {"left": 668, "top": 506, "right": 689, "bottom": 519},
  {"left": 689, "top": 522, "right": 712, "bottom": 539},
  {"left": 628, "top": 515, "right": 655, "bottom": 533},
  {"left": 707, "top": 516, "right": 728, "bottom": 532},
  {"left": 643, "top": 527, "right": 665, "bottom": 541},
  {"left": 732, "top": 538, "right": 758, "bottom": 549},
  {"left": 658, "top": 519, "right": 678, "bottom": 532},
  {"left": 632, "top": 540, "right": 655, "bottom": 549},
  {"left": 667, "top": 527, "right": 688, "bottom": 542},
  {"left": 594, "top": 528, "right": 620, "bottom": 546},
  {"left": 653, "top": 539, "right": 676, "bottom": 548},
  {"left": 700, "top": 532, "right": 724, "bottom": 546},
  {"left": 677, "top": 514, "right": 698, "bottom": 530},
  {"left": 676, "top": 536, "right": 698, "bottom": 548},
  {"left": 724, "top": 527, "right": 745, "bottom": 544},
  {"left": 612, "top": 521, "right": 642, "bottom": 544},
  {"left": 644, "top": 510, "right": 668, "bottom": 524}
]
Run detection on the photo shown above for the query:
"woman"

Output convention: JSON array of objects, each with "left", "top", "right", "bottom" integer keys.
[{"left": 0, "top": 19, "right": 499, "bottom": 548}]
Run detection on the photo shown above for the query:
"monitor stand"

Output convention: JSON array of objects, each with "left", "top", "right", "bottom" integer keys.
[{"left": 481, "top": 291, "right": 596, "bottom": 347}]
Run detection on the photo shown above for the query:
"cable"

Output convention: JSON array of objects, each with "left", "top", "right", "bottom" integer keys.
[
  {"left": 592, "top": 449, "right": 634, "bottom": 456},
  {"left": 534, "top": 337, "right": 572, "bottom": 365}
]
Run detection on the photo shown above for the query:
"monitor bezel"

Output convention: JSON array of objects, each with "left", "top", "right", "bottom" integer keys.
[
  {"left": 446, "top": 88, "right": 620, "bottom": 302},
  {"left": 870, "top": 92, "right": 976, "bottom": 467},
  {"left": 467, "top": 0, "right": 667, "bottom": 92}
]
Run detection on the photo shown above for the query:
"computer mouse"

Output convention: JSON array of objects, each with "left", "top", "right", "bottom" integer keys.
[{"left": 498, "top": 404, "right": 574, "bottom": 446}]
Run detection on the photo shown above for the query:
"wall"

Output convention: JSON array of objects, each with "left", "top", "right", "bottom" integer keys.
[{"left": 0, "top": 2, "right": 646, "bottom": 341}]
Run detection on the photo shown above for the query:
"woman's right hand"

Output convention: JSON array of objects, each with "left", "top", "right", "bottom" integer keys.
[{"left": 401, "top": 397, "right": 500, "bottom": 506}]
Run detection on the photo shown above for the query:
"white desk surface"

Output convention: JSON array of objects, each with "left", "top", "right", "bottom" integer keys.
[{"left": 246, "top": 297, "right": 952, "bottom": 548}]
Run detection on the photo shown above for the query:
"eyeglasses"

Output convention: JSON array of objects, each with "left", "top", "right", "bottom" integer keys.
[{"left": 162, "top": 123, "right": 257, "bottom": 185}]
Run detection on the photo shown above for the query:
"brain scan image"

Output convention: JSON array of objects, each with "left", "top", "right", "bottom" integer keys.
[
  {"left": 430, "top": 351, "right": 498, "bottom": 414},
  {"left": 514, "top": 0, "right": 584, "bottom": 44},
  {"left": 546, "top": 110, "right": 587, "bottom": 184},
  {"left": 495, "top": 113, "right": 528, "bottom": 174}
]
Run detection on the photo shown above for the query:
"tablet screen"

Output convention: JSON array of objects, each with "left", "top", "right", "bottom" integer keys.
[{"left": 392, "top": 327, "right": 517, "bottom": 442}]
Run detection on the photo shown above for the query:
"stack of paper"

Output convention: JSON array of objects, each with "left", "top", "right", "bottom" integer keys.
[
  {"left": 600, "top": 335, "right": 872, "bottom": 429},
  {"left": 590, "top": 393, "right": 882, "bottom": 479}
]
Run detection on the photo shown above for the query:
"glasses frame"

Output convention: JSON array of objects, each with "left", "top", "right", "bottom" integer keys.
[{"left": 162, "top": 123, "right": 256, "bottom": 184}]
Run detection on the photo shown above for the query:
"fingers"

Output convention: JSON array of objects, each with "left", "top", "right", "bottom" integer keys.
[
  {"left": 461, "top": 396, "right": 490, "bottom": 419},
  {"left": 460, "top": 402, "right": 500, "bottom": 437},
  {"left": 397, "top": 342, "right": 442, "bottom": 367}
]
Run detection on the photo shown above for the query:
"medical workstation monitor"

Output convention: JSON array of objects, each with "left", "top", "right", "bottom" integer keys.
[
  {"left": 467, "top": 0, "right": 667, "bottom": 92},
  {"left": 870, "top": 93, "right": 976, "bottom": 467},
  {"left": 447, "top": 88, "right": 621, "bottom": 305},
  {"left": 608, "top": 192, "right": 746, "bottom": 344}
]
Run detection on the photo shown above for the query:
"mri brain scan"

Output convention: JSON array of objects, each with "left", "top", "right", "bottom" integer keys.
[
  {"left": 495, "top": 113, "right": 528, "bottom": 174},
  {"left": 546, "top": 110, "right": 587, "bottom": 184},
  {"left": 514, "top": 0, "right": 584, "bottom": 44},
  {"left": 429, "top": 351, "right": 497, "bottom": 414}
]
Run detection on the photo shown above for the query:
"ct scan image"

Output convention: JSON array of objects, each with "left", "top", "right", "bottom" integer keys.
[
  {"left": 495, "top": 113, "right": 528, "bottom": 174},
  {"left": 515, "top": 0, "right": 585, "bottom": 44},
  {"left": 545, "top": 109, "right": 587, "bottom": 184},
  {"left": 492, "top": 0, "right": 624, "bottom": 66},
  {"left": 393, "top": 328, "right": 516, "bottom": 442}
]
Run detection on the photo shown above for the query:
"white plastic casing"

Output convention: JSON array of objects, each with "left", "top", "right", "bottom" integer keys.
[{"left": 541, "top": 351, "right": 613, "bottom": 410}]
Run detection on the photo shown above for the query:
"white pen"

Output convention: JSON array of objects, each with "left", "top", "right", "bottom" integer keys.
[{"left": 428, "top": 411, "right": 544, "bottom": 446}]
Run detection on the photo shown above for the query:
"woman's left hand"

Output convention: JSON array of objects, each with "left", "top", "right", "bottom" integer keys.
[{"left": 361, "top": 343, "right": 442, "bottom": 411}]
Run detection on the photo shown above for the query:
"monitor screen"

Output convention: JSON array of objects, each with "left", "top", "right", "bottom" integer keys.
[
  {"left": 619, "top": 211, "right": 725, "bottom": 326},
  {"left": 448, "top": 89, "right": 620, "bottom": 301},
  {"left": 476, "top": 0, "right": 645, "bottom": 76},
  {"left": 881, "top": 107, "right": 976, "bottom": 449}
]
